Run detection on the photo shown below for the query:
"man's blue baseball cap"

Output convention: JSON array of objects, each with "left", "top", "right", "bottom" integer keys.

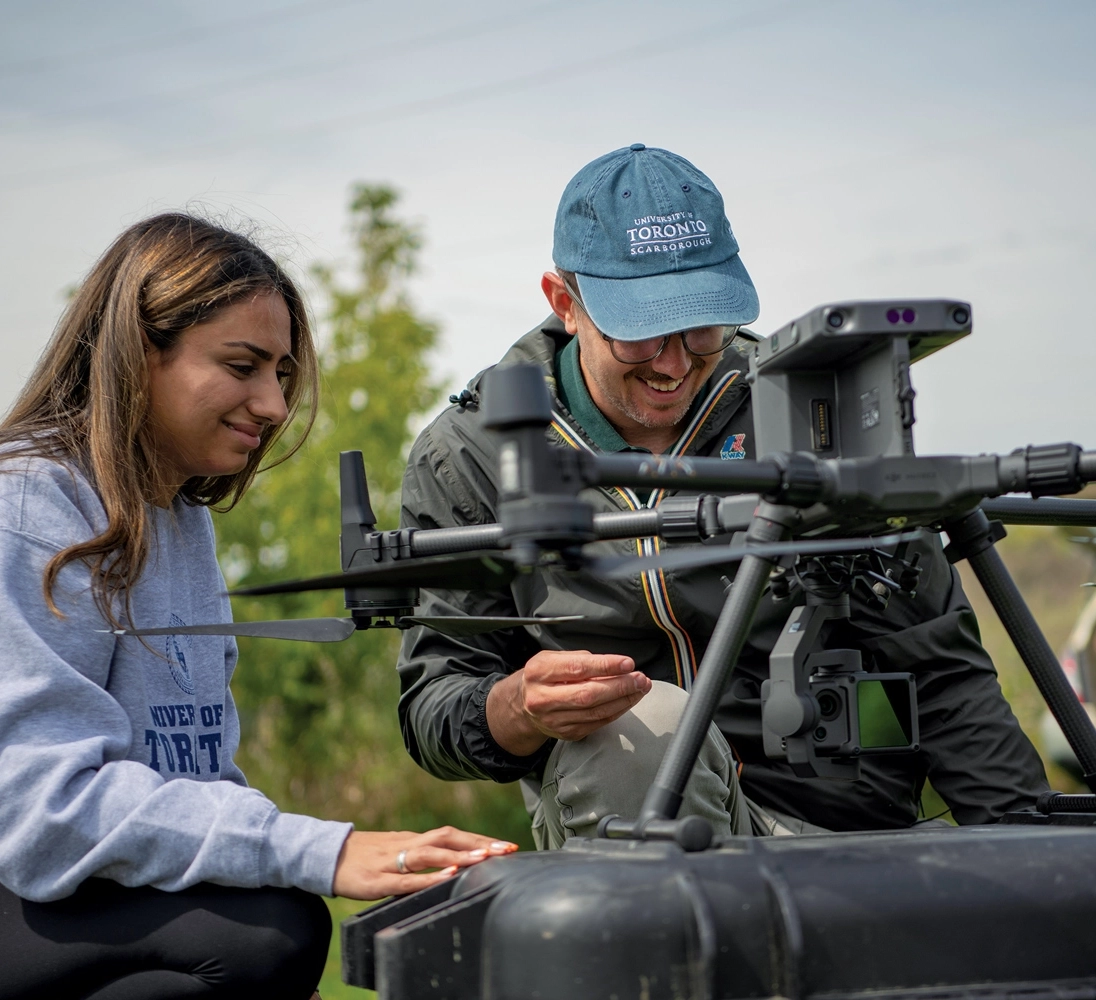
[{"left": 553, "top": 143, "right": 759, "bottom": 341}]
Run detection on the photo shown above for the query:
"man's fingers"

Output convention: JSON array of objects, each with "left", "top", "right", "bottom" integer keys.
[
  {"left": 528, "top": 650, "right": 638, "bottom": 683},
  {"left": 547, "top": 689, "right": 649, "bottom": 729},
  {"left": 525, "top": 672, "right": 649, "bottom": 715}
]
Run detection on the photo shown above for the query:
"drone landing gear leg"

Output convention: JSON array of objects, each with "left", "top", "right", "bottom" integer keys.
[
  {"left": 944, "top": 507, "right": 1096, "bottom": 794},
  {"left": 599, "top": 503, "right": 795, "bottom": 850}
]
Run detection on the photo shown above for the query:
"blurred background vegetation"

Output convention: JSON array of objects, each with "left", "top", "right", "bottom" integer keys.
[
  {"left": 216, "top": 185, "right": 534, "bottom": 998},
  {"left": 215, "top": 187, "right": 1096, "bottom": 997},
  {"left": 217, "top": 184, "right": 535, "bottom": 845}
]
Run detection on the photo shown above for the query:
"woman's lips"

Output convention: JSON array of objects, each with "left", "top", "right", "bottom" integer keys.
[{"left": 224, "top": 421, "right": 262, "bottom": 449}]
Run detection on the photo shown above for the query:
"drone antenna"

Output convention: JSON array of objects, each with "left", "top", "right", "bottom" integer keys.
[{"left": 340, "top": 450, "right": 377, "bottom": 571}]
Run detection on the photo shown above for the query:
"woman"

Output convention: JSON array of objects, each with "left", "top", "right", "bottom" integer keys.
[{"left": 0, "top": 213, "right": 514, "bottom": 999}]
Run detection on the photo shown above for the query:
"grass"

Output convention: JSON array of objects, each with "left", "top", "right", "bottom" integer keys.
[{"left": 319, "top": 896, "right": 376, "bottom": 1000}]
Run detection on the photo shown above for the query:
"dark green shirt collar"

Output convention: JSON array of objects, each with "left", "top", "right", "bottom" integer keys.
[{"left": 555, "top": 336, "right": 645, "bottom": 454}]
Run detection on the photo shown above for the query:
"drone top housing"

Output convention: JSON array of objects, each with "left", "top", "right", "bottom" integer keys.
[{"left": 750, "top": 300, "right": 972, "bottom": 461}]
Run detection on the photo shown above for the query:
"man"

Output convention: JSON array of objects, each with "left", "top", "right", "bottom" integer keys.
[{"left": 397, "top": 143, "right": 1047, "bottom": 847}]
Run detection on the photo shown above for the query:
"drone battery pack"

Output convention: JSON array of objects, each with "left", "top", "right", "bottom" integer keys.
[
  {"left": 346, "top": 826, "right": 1096, "bottom": 1000},
  {"left": 750, "top": 300, "right": 972, "bottom": 461}
]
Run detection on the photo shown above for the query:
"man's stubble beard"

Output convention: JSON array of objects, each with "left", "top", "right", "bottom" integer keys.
[{"left": 589, "top": 357, "right": 709, "bottom": 430}]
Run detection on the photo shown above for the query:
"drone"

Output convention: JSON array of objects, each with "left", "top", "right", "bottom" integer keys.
[{"left": 121, "top": 298, "right": 1096, "bottom": 996}]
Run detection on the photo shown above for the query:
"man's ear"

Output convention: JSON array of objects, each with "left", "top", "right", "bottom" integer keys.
[{"left": 541, "top": 272, "right": 580, "bottom": 334}]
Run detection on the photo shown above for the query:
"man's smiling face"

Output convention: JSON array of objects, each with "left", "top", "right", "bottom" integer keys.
[
  {"left": 574, "top": 316, "right": 721, "bottom": 436},
  {"left": 542, "top": 271, "right": 723, "bottom": 451}
]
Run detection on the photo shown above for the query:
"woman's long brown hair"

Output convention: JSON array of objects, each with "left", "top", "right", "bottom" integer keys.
[{"left": 0, "top": 213, "right": 318, "bottom": 625}]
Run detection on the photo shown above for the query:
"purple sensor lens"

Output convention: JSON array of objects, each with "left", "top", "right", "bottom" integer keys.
[
  {"left": 902, "top": 307, "right": 916, "bottom": 323},
  {"left": 886, "top": 309, "right": 900, "bottom": 324}
]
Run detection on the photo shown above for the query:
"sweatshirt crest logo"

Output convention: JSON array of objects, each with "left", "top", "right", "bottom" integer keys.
[{"left": 165, "top": 614, "right": 196, "bottom": 695}]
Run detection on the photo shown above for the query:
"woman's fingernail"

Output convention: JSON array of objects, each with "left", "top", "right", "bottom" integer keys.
[
  {"left": 469, "top": 848, "right": 488, "bottom": 858},
  {"left": 441, "top": 865, "right": 459, "bottom": 876},
  {"left": 490, "top": 841, "right": 517, "bottom": 851}
]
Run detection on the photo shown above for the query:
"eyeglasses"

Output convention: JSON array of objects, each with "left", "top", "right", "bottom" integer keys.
[{"left": 561, "top": 276, "right": 738, "bottom": 365}]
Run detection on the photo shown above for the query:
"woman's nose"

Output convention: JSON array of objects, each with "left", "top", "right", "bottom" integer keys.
[{"left": 251, "top": 371, "right": 290, "bottom": 427}]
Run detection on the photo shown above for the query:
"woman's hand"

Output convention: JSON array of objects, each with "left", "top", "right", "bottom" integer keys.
[{"left": 331, "top": 826, "right": 518, "bottom": 900}]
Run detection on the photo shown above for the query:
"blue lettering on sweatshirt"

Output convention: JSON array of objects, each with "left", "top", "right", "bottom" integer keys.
[
  {"left": 145, "top": 730, "right": 160, "bottom": 771},
  {"left": 198, "top": 732, "right": 222, "bottom": 773},
  {"left": 149, "top": 703, "right": 204, "bottom": 728},
  {"left": 157, "top": 732, "right": 176, "bottom": 772},
  {"left": 145, "top": 703, "right": 225, "bottom": 773},
  {"left": 171, "top": 733, "right": 199, "bottom": 774}
]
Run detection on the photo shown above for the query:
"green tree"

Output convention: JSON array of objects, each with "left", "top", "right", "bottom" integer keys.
[{"left": 215, "top": 185, "right": 532, "bottom": 845}]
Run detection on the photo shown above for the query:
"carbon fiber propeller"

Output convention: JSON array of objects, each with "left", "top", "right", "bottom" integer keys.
[
  {"left": 108, "top": 614, "right": 583, "bottom": 643},
  {"left": 229, "top": 550, "right": 517, "bottom": 597}
]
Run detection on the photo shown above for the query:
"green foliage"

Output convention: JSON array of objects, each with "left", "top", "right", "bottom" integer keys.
[{"left": 215, "top": 185, "right": 533, "bottom": 844}]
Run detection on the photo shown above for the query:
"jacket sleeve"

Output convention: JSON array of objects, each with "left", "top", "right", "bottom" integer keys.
[
  {"left": 858, "top": 537, "right": 1049, "bottom": 824},
  {"left": 0, "top": 470, "right": 351, "bottom": 902},
  {"left": 397, "top": 420, "right": 549, "bottom": 783}
]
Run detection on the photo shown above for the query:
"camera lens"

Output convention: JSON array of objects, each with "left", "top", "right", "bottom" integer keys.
[
  {"left": 827, "top": 310, "right": 844, "bottom": 329},
  {"left": 817, "top": 690, "right": 841, "bottom": 721},
  {"left": 814, "top": 727, "right": 828, "bottom": 741},
  {"left": 952, "top": 306, "right": 970, "bottom": 325}
]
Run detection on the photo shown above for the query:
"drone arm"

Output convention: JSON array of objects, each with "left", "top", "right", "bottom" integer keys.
[
  {"left": 409, "top": 508, "right": 694, "bottom": 555},
  {"left": 409, "top": 524, "right": 504, "bottom": 556},
  {"left": 981, "top": 496, "right": 1096, "bottom": 526},
  {"left": 589, "top": 453, "right": 788, "bottom": 497}
]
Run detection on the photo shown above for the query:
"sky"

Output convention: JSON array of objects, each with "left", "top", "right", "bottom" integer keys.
[{"left": 2, "top": 0, "right": 1094, "bottom": 456}]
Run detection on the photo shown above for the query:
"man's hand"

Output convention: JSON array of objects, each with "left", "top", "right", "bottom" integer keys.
[
  {"left": 331, "top": 827, "right": 517, "bottom": 900},
  {"left": 486, "top": 650, "right": 651, "bottom": 757}
]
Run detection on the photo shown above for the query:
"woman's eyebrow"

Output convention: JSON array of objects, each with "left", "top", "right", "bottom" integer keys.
[{"left": 221, "top": 340, "right": 273, "bottom": 361}]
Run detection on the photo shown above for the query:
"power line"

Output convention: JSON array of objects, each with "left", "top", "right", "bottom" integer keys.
[
  {"left": 0, "top": 0, "right": 360, "bottom": 79},
  {"left": 9, "top": 0, "right": 583, "bottom": 125},
  {"left": 0, "top": 0, "right": 822, "bottom": 193}
]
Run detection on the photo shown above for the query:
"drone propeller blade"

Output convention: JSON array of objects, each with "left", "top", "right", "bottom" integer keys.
[
  {"left": 409, "top": 615, "right": 585, "bottom": 638},
  {"left": 592, "top": 532, "right": 918, "bottom": 580},
  {"left": 108, "top": 618, "right": 358, "bottom": 642},
  {"left": 230, "top": 551, "right": 517, "bottom": 598}
]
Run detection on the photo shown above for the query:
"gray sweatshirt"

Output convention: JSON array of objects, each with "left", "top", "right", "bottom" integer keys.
[{"left": 0, "top": 454, "right": 352, "bottom": 902}]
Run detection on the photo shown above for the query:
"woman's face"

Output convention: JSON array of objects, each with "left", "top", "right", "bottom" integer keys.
[{"left": 146, "top": 290, "right": 293, "bottom": 498}]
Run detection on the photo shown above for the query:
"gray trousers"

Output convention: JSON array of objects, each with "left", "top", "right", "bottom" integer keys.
[{"left": 525, "top": 681, "right": 754, "bottom": 850}]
